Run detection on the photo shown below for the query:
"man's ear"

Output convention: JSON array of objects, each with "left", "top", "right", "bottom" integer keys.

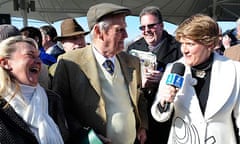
[
  {"left": 94, "top": 24, "right": 104, "bottom": 40},
  {"left": 46, "top": 35, "right": 51, "bottom": 41},
  {"left": 0, "top": 58, "right": 11, "bottom": 71}
]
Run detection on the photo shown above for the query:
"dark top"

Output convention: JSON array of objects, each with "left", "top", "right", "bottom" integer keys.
[
  {"left": 48, "top": 45, "right": 65, "bottom": 59},
  {"left": 0, "top": 89, "right": 69, "bottom": 144},
  {"left": 127, "top": 30, "right": 182, "bottom": 100},
  {"left": 191, "top": 53, "right": 213, "bottom": 114}
]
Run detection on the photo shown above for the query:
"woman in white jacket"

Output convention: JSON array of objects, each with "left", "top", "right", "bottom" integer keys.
[{"left": 151, "top": 14, "right": 240, "bottom": 144}]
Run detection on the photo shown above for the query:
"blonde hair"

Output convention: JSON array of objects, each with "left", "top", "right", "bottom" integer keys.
[
  {"left": 0, "top": 36, "right": 38, "bottom": 104},
  {"left": 175, "top": 14, "right": 220, "bottom": 47}
]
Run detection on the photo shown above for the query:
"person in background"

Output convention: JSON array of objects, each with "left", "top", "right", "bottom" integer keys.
[
  {"left": 127, "top": 6, "right": 182, "bottom": 144},
  {"left": 55, "top": 18, "right": 89, "bottom": 52},
  {"left": 20, "top": 26, "right": 57, "bottom": 66},
  {"left": 224, "top": 42, "right": 240, "bottom": 61},
  {"left": 222, "top": 18, "right": 240, "bottom": 60},
  {"left": 40, "top": 25, "right": 65, "bottom": 59},
  {"left": 48, "top": 19, "right": 89, "bottom": 88},
  {"left": 222, "top": 29, "right": 238, "bottom": 49},
  {"left": 0, "top": 36, "right": 68, "bottom": 143},
  {"left": 51, "top": 3, "right": 148, "bottom": 144},
  {"left": 0, "top": 24, "right": 20, "bottom": 42},
  {"left": 151, "top": 13, "right": 240, "bottom": 144}
]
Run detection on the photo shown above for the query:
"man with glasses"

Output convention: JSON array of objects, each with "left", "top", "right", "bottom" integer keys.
[{"left": 127, "top": 6, "right": 182, "bottom": 144}]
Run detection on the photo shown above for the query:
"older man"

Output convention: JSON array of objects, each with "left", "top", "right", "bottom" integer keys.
[
  {"left": 52, "top": 3, "right": 147, "bottom": 144},
  {"left": 55, "top": 18, "right": 89, "bottom": 52}
]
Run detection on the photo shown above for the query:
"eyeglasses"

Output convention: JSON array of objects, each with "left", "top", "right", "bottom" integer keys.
[{"left": 139, "top": 23, "right": 160, "bottom": 31}]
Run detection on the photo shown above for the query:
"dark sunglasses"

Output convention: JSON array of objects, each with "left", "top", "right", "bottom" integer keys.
[{"left": 139, "top": 23, "right": 160, "bottom": 31}]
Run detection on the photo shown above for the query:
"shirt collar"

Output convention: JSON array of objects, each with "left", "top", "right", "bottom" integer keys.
[
  {"left": 148, "top": 37, "right": 166, "bottom": 52},
  {"left": 92, "top": 46, "right": 115, "bottom": 65}
]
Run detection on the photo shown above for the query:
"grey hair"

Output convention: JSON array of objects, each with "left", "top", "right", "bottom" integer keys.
[{"left": 89, "top": 18, "right": 112, "bottom": 40}]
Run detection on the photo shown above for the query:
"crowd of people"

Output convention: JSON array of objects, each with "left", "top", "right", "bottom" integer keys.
[{"left": 0, "top": 2, "right": 240, "bottom": 144}]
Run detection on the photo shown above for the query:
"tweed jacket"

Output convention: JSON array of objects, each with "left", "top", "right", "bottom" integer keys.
[
  {"left": 52, "top": 45, "right": 148, "bottom": 142},
  {"left": 224, "top": 44, "right": 240, "bottom": 61},
  {"left": 0, "top": 89, "right": 69, "bottom": 144},
  {"left": 152, "top": 53, "right": 240, "bottom": 144}
]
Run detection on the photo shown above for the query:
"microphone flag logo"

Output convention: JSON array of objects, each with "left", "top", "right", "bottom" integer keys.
[{"left": 166, "top": 73, "right": 184, "bottom": 88}]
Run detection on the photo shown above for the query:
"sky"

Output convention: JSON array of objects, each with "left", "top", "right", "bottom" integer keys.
[{"left": 11, "top": 16, "right": 237, "bottom": 44}]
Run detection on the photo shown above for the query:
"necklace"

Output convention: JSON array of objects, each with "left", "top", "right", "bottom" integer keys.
[
  {"left": 192, "top": 63, "right": 212, "bottom": 78},
  {"left": 194, "top": 69, "right": 207, "bottom": 78},
  {"left": 191, "top": 54, "right": 213, "bottom": 79}
]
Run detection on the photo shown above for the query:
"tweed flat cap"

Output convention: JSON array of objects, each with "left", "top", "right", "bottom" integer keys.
[{"left": 87, "top": 3, "right": 131, "bottom": 30}]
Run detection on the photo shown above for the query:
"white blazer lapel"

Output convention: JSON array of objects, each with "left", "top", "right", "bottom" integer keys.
[
  {"left": 205, "top": 54, "right": 235, "bottom": 119},
  {"left": 177, "top": 66, "right": 202, "bottom": 115}
]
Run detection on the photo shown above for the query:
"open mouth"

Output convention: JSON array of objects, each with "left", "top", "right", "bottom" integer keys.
[{"left": 29, "top": 67, "right": 40, "bottom": 74}]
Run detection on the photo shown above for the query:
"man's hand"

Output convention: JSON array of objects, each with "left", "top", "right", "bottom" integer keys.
[
  {"left": 137, "top": 128, "right": 147, "bottom": 144},
  {"left": 142, "top": 68, "right": 163, "bottom": 88}
]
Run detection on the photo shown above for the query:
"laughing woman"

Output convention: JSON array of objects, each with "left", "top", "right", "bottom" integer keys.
[{"left": 0, "top": 36, "right": 68, "bottom": 144}]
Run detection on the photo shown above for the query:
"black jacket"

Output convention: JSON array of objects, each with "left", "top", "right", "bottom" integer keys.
[
  {"left": 0, "top": 89, "right": 69, "bottom": 144},
  {"left": 128, "top": 30, "right": 182, "bottom": 72},
  {"left": 49, "top": 45, "right": 65, "bottom": 59}
]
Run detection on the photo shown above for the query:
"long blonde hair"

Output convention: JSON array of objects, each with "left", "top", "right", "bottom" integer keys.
[{"left": 0, "top": 36, "right": 38, "bottom": 106}]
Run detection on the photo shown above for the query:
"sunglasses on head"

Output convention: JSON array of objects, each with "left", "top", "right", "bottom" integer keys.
[{"left": 139, "top": 22, "right": 160, "bottom": 31}]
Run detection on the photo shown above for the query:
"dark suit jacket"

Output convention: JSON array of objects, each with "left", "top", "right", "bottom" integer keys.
[
  {"left": 49, "top": 44, "right": 65, "bottom": 59},
  {"left": 52, "top": 45, "right": 148, "bottom": 143},
  {"left": 0, "top": 89, "right": 69, "bottom": 144}
]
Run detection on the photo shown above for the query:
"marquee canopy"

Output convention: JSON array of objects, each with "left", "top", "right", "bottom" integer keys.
[{"left": 0, "top": 0, "right": 239, "bottom": 26}]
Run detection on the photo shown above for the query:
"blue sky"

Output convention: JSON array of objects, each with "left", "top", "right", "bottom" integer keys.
[{"left": 12, "top": 16, "right": 237, "bottom": 43}]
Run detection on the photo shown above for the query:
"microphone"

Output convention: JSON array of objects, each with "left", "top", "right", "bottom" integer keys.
[
  {"left": 157, "top": 62, "right": 185, "bottom": 112},
  {"left": 166, "top": 62, "right": 185, "bottom": 88}
]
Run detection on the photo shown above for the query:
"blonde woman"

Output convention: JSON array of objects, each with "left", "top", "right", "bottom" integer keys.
[{"left": 0, "top": 36, "right": 68, "bottom": 144}]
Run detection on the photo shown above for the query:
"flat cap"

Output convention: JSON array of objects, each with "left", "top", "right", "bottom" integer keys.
[{"left": 87, "top": 3, "right": 131, "bottom": 30}]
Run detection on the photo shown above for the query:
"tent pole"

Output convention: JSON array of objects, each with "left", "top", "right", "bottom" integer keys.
[
  {"left": 212, "top": 0, "right": 217, "bottom": 20},
  {"left": 19, "top": 0, "right": 28, "bottom": 27},
  {"left": 21, "top": 9, "right": 28, "bottom": 27}
]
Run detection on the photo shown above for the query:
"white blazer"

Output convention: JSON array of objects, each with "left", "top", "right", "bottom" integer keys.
[{"left": 151, "top": 53, "right": 240, "bottom": 144}]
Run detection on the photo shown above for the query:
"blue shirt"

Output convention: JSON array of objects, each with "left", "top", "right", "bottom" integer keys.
[{"left": 39, "top": 47, "right": 57, "bottom": 66}]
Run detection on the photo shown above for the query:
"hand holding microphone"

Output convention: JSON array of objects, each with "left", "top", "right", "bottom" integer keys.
[{"left": 158, "top": 63, "right": 185, "bottom": 112}]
